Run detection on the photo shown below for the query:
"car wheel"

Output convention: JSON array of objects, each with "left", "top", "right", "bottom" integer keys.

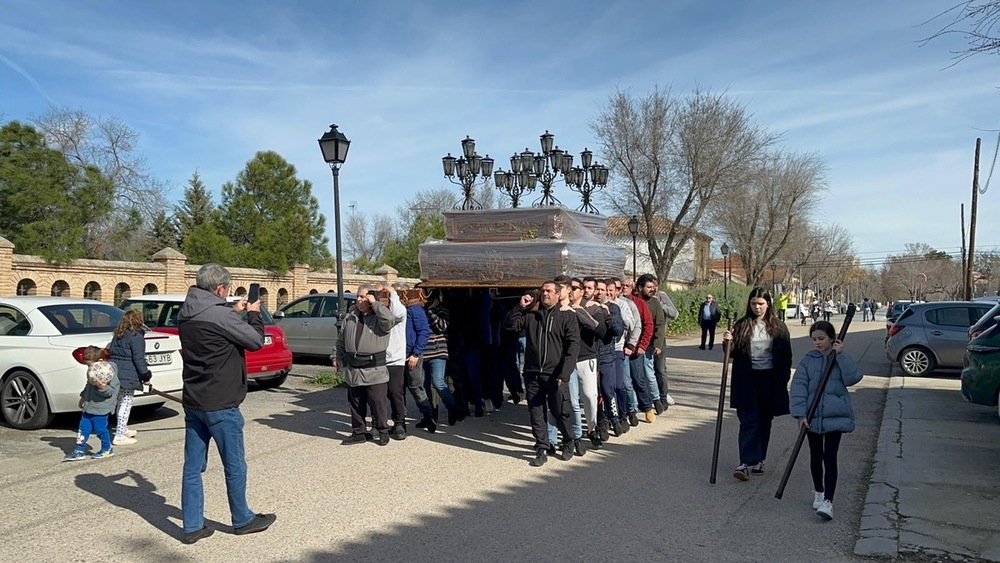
[
  {"left": 899, "top": 347, "right": 935, "bottom": 377},
  {"left": 1, "top": 370, "right": 54, "bottom": 430},
  {"left": 255, "top": 372, "right": 288, "bottom": 389}
]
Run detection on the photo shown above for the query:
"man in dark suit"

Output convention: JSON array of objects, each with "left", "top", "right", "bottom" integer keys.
[{"left": 699, "top": 294, "right": 722, "bottom": 350}]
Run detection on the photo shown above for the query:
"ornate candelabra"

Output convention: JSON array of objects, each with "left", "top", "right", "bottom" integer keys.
[
  {"left": 442, "top": 136, "right": 494, "bottom": 210},
  {"left": 564, "top": 147, "right": 609, "bottom": 214},
  {"left": 492, "top": 130, "right": 607, "bottom": 210}
]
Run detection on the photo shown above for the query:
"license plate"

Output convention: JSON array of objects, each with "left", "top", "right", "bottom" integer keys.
[
  {"left": 265, "top": 335, "right": 273, "bottom": 346},
  {"left": 146, "top": 353, "right": 172, "bottom": 365}
]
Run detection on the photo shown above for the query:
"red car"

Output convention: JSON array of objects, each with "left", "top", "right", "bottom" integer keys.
[{"left": 120, "top": 294, "right": 293, "bottom": 388}]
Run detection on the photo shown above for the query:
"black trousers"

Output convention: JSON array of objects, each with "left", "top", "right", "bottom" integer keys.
[
  {"left": 347, "top": 382, "right": 389, "bottom": 435},
  {"left": 524, "top": 373, "right": 574, "bottom": 451},
  {"left": 808, "top": 431, "right": 843, "bottom": 501},
  {"left": 654, "top": 352, "right": 668, "bottom": 399},
  {"left": 387, "top": 365, "right": 407, "bottom": 426},
  {"left": 700, "top": 321, "right": 718, "bottom": 348},
  {"left": 736, "top": 369, "right": 776, "bottom": 465}
]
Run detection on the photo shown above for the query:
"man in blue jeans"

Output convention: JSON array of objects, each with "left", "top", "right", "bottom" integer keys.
[{"left": 177, "top": 263, "right": 276, "bottom": 545}]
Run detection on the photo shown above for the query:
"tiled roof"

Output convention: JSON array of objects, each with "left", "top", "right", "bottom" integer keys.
[{"left": 605, "top": 215, "right": 711, "bottom": 240}]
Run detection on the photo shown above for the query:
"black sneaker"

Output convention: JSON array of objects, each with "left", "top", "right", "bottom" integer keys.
[
  {"left": 598, "top": 420, "right": 610, "bottom": 442},
  {"left": 628, "top": 412, "right": 639, "bottom": 427},
  {"left": 447, "top": 410, "right": 459, "bottom": 426},
  {"left": 376, "top": 431, "right": 390, "bottom": 446},
  {"left": 234, "top": 513, "right": 276, "bottom": 536},
  {"left": 529, "top": 449, "right": 547, "bottom": 467},
  {"left": 424, "top": 415, "right": 437, "bottom": 434},
  {"left": 751, "top": 461, "right": 764, "bottom": 475},
  {"left": 621, "top": 419, "right": 631, "bottom": 434},
  {"left": 560, "top": 442, "right": 575, "bottom": 461},
  {"left": 574, "top": 438, "right": 588, "bottom": 456},
  {"left": 547, "top": 445, "right": 557, "bottom": 455},
  {"left": 182, "top": 526, "right": 214, "bottom": 544},
  {"left": 653, "top": 399, "right": 664, "bottom": 415},
  {"left": 612, "top": 419, "right": 622, "bottom": 437},
  {"left": 391, "top": 425, "right": 407, "bottom": 441},
  {"left": 510, "top": 392, "right": 521, "bottom": 405},
  {"left": 415, "top": 418, "right": 428, "bottom": 429},
  {"left": 341, "top": 434, "right": 367, "bottom": 446},
  {"left": 588, "top": 431, "right": 603, "bottom": 450},
  {"left": 474, "top": 405, "right": 485, "bottom": 417}
]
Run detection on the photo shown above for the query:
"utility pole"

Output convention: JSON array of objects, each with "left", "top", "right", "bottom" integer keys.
[
  {"left": 966, "top": 138, "right": 981, "bottom": 300},
  {"left": 961, "top": 203, "right": 967, "bottom": 291}
]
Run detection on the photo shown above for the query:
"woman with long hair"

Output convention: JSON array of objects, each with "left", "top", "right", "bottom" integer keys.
[
  {"left": 108, "top": 309, "right": 152, "bottom": 445},
  {"left": 722, "top": 288, "right": 793, "bottom": 481}
]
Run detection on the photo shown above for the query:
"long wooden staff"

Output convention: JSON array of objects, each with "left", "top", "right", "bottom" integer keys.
[
  {"left": 775, "top": 304, "right": 856, "bottom": 499},
  {"left": 709, "top": 315, "right": 735, "bottom": 485},
  {"left": 145, "top": 385, "right": 183, "bottom": 405}
]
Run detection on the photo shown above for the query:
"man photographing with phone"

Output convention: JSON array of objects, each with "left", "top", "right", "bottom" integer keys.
[{"left": 176, "top": 264, "right": 275, "bottom": 544}]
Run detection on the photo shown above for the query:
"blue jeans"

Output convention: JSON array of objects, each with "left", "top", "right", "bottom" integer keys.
[
  {"left": 622, "top": 353, "right": 638, "bottom": 414},
  {"left": 182, "top": 407, "right": 255, "bottom": 533},
  {"left": 422, "top": 358, "right": 456, "bottom": 411},
  {"left": 75, "top": 412, "right": 110, "bottom": 452}
]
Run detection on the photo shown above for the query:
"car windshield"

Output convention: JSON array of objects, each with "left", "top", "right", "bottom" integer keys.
[{"left": 39, "top": 304, "right": 123, "bottom": 335}]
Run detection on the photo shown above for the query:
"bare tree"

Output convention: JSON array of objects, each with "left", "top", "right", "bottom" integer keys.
[
  {"left": 788, "top": 225, "right": 855, "bottom": 297},
  {"left": 31, "top": 107, "right": 169, "bottom": 259},
  {"left": 344, "top": 212, "right": 395, "bottom": 265},
  {"left": 881, "top": 243, "right": 963, "bottom": 300},
  {"left": 396, "top": 187, "right": 459, "bottom": 229},
  {"left": 592, "top": 87, "right": 776, "bottom": 281},
  {"left": 922, "top": 1, "right": 1000, "bottom": 62},
  {"left": 713, "top": 151, "right": 827, "bottom": 286}
]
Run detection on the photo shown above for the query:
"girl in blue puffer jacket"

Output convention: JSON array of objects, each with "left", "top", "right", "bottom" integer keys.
[{"left": 790, "top": 320, "right": 863, "bottom": 521}]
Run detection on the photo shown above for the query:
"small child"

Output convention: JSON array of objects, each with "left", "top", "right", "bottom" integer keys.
[
  {"left": 64, "top": 346, "right": 121, "bottom": 461},
  {"left": 789, "top": 321, "right": 863, "bottom": 520}
]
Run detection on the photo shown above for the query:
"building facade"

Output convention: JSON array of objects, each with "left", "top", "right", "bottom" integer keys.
[{"left": 605, "top": 215, "right": 712, "bottom": 289}]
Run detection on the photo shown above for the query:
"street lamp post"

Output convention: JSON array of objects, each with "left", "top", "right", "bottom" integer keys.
[
  {"left": 771, "top": 263, "right": 777, "bottom": 294},
  {"left": 318, "top": 124, "right": 351, "bottom": 324},
  {"left": 628, "top": 215, "right": 640, "bottom": 280},
  {"left": 721, "top": 243, "right": 730, "bottom": 305},
  {"left": 442, "top": 136, "right": 494, "bottom": 210}
]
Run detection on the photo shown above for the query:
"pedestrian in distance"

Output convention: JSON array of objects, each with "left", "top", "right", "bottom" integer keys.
[
  {"left": 699, "top": 294, "right": 722, "bottom": 351},
  {"left": 107, "top": 309, "right": 152, "bottom": 446},
  {"left": 790, "top": 320, "right": 863, "bottom": 520},
  {"left": 777, "top": 291, "right": 790, "bottom": 322},
  {"left": 861, "top": 298, "right": 872, "bottom": 322},
  {"left": 177, "top": 263, "right": 275, "bottom": 544},
  {"left": 64, "top": 346, "right": 120, "bottom": 461},
  {"left": 722, "top": 287, "right": 793, "bottom": 481}
]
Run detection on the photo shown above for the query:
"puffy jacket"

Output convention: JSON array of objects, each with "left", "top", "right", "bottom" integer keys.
[
  {"left": 405, "top": 303, "right": 430, "bottom": 357},
  {"left": 177, "top": 286, "right": 264, "bottom": 411},
  {"left": 504, "top": 304, "right": 579, "bottom": 382},
  {"left": 790, "top": 350, "right": 863, "bottom": 433},
  {"left": 108, "top": 329, "right": 151, "bottom": 391},
  {"left": 81, "top": 361, "right": 120, "bottom": 416}
]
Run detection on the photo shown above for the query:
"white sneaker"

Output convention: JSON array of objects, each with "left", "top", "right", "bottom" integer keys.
[
  {"left": 665, "top": 394, "right": 676, "bottom": 406},
  {"left": 812, "top": 491, "right": 824, "bottom": 510},
  {"left": 816, "top": 499, "right": 833, "bottom": 520},
  {"left": 484, "top": 402, "right": 495, "bottom": 414},
  {"left": 113, "top": 435, "right": 137, "bottom": 446},
  {"left": 113, "top": 428, "right": 137, "bottom": 438}
]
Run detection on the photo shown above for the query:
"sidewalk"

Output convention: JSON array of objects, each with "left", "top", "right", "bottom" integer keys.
[{"left": 855, "top": 370, "right": 1000, "bottom": 561}]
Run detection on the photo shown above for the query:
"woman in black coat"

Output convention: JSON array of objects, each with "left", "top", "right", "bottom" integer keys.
[
  {"left": 108, "top": 309, "right": 152, "bottom": 446},
  {"left": 722, "top": 288, "right": 792, "bottom": 481}
]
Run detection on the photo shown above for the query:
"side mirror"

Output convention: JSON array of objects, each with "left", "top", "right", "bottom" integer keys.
[{"left": 273, "top": 310, "right": 285, "bottom": 319}]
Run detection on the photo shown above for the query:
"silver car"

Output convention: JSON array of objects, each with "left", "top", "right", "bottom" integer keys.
[
  {"left": 274, "top": 293, "right": 356, "bottom": 357},
  {"left": 885, "top": 301, "right": 994, "bottom": 376}
]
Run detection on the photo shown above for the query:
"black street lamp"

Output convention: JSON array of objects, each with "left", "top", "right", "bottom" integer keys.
[
  {"left": 628, "top": 215, "right": 640, "bottom": 279},
  {"left": 318, "top": 124, "right": 351, "bottom": 323},
  {"left": 721, "top": 242, "right": 730, "bottom": 304},
  {"left": 442, "top": 136, "right": 494, "bottom": 210},
  {"left": 771, "top": 263, "right": 777, "bottom": 293}
]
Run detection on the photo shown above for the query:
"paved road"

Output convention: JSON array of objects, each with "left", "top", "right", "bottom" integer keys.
[{"left": 0, "top": 319, "right": 893, "bottom": 562}]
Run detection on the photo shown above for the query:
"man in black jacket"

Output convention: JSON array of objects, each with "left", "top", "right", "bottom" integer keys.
[
  {"left": 177, "top": 263, "right": 274, "bottom": 544},
  {"left": 699, "top": 294, "right": 722, "bottom": 350},
  {"left": 504, "top": 280, "right": 580, "bottom": 467}
]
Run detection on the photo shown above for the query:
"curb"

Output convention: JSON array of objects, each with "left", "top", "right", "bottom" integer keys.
[{"left": 854, "top": 371, "right": 903, "bottom": 558}]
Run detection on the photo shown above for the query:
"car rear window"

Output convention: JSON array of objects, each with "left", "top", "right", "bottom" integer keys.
[
  {"left": 40, "top": 304, "right": 123, "bottom": 335},
  {"left": 924, "top": 307, "right": 974, "bottom": 327},
  {"left": 122, "top": 300, "right": 275, "bottom": 326}
]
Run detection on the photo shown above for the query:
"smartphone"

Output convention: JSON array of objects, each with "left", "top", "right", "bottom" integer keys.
[{"left": 248, "top": 283, "right": 260, "bottom": 304}]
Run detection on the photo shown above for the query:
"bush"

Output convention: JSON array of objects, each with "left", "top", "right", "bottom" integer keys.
[
  {"left": 309, "top": 370, "right": 346, "bottom": 388},
  {"left": 664, "top": 284, "right": 753, "bottom": 337}
]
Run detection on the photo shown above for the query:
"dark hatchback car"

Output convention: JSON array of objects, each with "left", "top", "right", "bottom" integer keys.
[
  {"left": 275, "top": 292, "right": 357, "bottom": 357},
  {"left": 968, "top": 302, "right": 1000, "bottom": 341},
  {"left": 962, "top": 322, "right": 1000, "bottom": 419},
  {"left": 885, "top": 301, "right": 994, "bottom": 376}
]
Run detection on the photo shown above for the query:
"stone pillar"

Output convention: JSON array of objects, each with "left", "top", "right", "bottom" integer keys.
[
  {"left": 0, "top": 236, "right": 13, "bottom": 296},
  {"left": 375, "top": 264, "right": 399, "bottom": 286},
  {"left": 151, "top": 248, "right": 188, "bottom": 294},
  {"left": 291, "top": 263, "right": 309, "bottom": 300}
]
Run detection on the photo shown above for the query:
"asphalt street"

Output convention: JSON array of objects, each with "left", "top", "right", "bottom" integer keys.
[{"left": 0, "top": 317, "right": 903, "bottom": 562}]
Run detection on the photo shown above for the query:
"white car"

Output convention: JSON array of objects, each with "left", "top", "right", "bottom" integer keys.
[{"left": 0, "top": 297, "right": 184, "bottom": 430}]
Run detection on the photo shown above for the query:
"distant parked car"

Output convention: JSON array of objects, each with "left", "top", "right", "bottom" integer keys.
[
  {"left": 886, "top": 301, "right": 994, "bottom": 376},
  {"left": 0, "top": 297, "right": 184, "bottom": 430},
  {"left": 961, "top": 322, "right": 1000, "bottom": 418},
  {"left": 121, "top": 294, "right": 292, "bottom": 389},
  {"left": 275, "top": 292, "right": 357, "bottom": 357}
]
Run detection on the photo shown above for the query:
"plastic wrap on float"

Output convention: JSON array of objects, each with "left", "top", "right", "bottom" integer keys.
[{"left": 419, "top": 207, "right": 626, "bottom": 287}]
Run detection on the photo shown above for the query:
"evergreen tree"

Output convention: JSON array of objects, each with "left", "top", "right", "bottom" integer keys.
[
  {"left": 0, "top": 121, "right": 114, "bottom": 262},
  {"left": 148, "top": 210, "right": 179, "bottom": 252},
  {"left": 216, "top": 151, "right": 331, "bottom": 272},
  {"left": 379, "top": 213, "right": 445, "bottom": 278},
  {"left": 174, "top": 170, "right": 216, "bottom": 247},
  {"left": 183, "top": 221, "right": 233, "bottom": 266}
]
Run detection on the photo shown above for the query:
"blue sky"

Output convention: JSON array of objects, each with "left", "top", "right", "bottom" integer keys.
[{"left": 1, "top": 0, "right": 997, "bottom": 265}]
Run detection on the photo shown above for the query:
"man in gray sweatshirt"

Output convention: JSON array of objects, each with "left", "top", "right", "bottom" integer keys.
[{"left": 334, "top": 284, "right": 400, "bottom": 446}]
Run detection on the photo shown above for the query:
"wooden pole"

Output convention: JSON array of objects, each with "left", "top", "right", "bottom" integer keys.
[
  {"left": 709, "top": 317, "right": 735, "bottom": 484},
  {"left": 961, "top": 203, "right": 967, "bottom": 296},
  {"left": 967, "top": 138, "right": 981, "bottom": 300}
]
